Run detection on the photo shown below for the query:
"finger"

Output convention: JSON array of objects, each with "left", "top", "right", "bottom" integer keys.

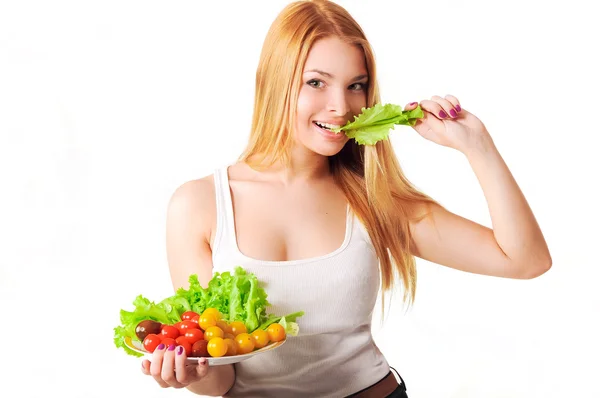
[
  {"left": 430, "top": 95, "right": 460, "bottom": 119},
  {"left": 415, "top": 100, "right": 445, "bottom": 132},
  {"left": 420, "top": 99, "right": 454, "bottom": 121},
  {"left": 444, "top": 94, "right": 462, "bottom": 113},
  {"left": 195, "top": 357, "right": 211, "bottom": 378},
  {"left": 175, "top": 346, "right": 192, "bottom": 385},
  {"left": 150, "top": 343, "right": 170, "bottom": 388},
  {"left": 161, "top": 344, "right": 185, "bottom": 389},
  {"left": 403, "top": 101, "right": 419, "bottom": 111},
  {"left": 141, "top": 359, "right": 151, "bottom": 375}
]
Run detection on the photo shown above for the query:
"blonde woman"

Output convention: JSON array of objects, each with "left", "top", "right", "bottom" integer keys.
[{"left": 141, "top": 1, "right": 551, "bottom": 396}]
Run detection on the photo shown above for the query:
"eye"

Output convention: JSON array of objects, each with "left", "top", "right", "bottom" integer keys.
[
  {"left": 349, "top": 82, "right": 367, "bottom": 91},
  {"left": 307, "top": 79, "right": 324, "bottom": 88}
]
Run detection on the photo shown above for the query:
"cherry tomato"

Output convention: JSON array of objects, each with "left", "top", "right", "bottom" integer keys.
[
  {"left": 251, "top": 329, "right": 270, "bottom": 349},
  {"left": 216, "top": 320, "right": 232, "bottom": 334},
  {"left": 207, "top": 337, "right": 227, "bottom": 357},
  {"left": 160, "top": 325, "right": 180, "bottom": 340},
  {"left": 181, "top": 311, "right": 199, "bottom": 321},
  {"left": 204, "top": 326, "right": 224, "bottom": 341},
  {"left": 234, "top": 333, "right": 255, "bottom": 355},
  {"left": 229, "top": 321, "right": 247, "bottom": 336},
  {"left": 224, "top": 333, "right": 236, "bottom": 340},
  {"left": 161, "top": 337, "right": 177, "bottom": 349},
  {"left": 191, "top": 339, "right": 209, "bottom": 357},
  {"left": 224, "top": 338, "right": 237, "bottom": 356},
  {"left": 202, "top": 308, "right": 222, "bottom": 321},
  {"left": 198, "top": 314, "right": 217, "bottom": 331},
  {"left": 143, "top": 334, "right": 162, "bottom": 353},
  {"left": 177, "top": 320, "right": 199, "bottom": 334},
  {"left": 267, "top": 323, "right": 286, "bottom": 342},
  {"left": 184, "top": 328, "right": 204, "bottom": 345},
  {"left": 175, "top": 336, "right": 192, "bottom": 356},
  {"left": 190, "top": 315, "right": 200, "bottom": 326}
]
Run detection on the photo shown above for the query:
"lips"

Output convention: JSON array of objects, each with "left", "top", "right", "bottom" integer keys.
[{"left": 312, "top": 121, "right": 346, "bottom": 140}]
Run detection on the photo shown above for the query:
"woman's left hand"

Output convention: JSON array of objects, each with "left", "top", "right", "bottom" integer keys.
[{"left": 405, "top": 94, "right": 492, "bottom": 154}]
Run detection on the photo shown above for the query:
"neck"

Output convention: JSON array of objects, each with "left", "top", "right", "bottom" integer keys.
[{"left": 246, "top": 151, "right": 331, "bottom": 185}]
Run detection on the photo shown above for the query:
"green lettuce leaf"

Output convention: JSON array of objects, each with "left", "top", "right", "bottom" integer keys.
[{"left": 331, "top": 103, "right": 424, "bottom": 145}]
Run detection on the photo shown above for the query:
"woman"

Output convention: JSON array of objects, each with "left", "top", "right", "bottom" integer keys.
[{"left": 141, "top": 1, "right": 551, "bottom": 396}]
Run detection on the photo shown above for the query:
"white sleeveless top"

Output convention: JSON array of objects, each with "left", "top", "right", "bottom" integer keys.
[{"left": 211, "top": 166, "right": 390, "bottom": 397}]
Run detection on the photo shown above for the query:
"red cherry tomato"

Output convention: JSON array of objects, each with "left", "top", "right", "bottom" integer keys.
[
  {"left": 181, "top": 311, "right": 200, "bottom": 321},
  {"left": 160, "top": 325, "right": 180, "bottom": 340},
  {"left": 175, "top": 336, "right": 192, "bottom": 356},
  {"left": 184, "top": 328, "right": 204, "bottom": 345},
  {"left": 143, "top": 334, "right": 162, "bottom": 353},
  {"left": 177, "top": 320, "right": 198, "bottom": 334},
  {"left": 191, "top": 339, "right": 209, "bottom": 357},
  {"left": 190, "top": 315, "right": 200, "bottom": 326},
  {"left": 161, "top": 337, "right": 177, "bottom": 349}
]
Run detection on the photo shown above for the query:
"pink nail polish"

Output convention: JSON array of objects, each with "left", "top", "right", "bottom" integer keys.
[
  {"left": 439, "top": 110, "right": 448, "bottom": 118},
  {"left": 409, "top": 102, "right": 418, "bottom": 106},
  {"left": 449, "top": 109, "right": 457, "bottom": 118},
  {"left": 157, "top": 343, "right": 165, "bottom": 350},
  {"left": 456, "top": 105, "right": 461, "bottom": 112},
  {"left": 168, "top": 344, "right": 176, "bottom": 351},
  {"left": 177, "top": 346, "right": 184, "bottom": 355}
]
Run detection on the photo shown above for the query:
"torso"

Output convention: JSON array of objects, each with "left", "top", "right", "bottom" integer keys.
[{"left": 206, "top": 162, "right": 349, "bottom": 262}]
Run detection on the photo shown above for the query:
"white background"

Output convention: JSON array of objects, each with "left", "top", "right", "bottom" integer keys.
[{"left": 1, "top": 0, "right": 599, "bottom": 397}]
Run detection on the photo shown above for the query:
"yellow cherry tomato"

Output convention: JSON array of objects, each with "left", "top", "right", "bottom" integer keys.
[
  {"left": 204, "top": 326, "right": 224, "bottom": 341},
  {"left": 207, "top": 337, "right": 227, "bottom": 357},
  {"left": 250, "top": 329, "right": 270, "bottom": 349},
  {"left": 224, "top": 338, "right": 237, "bottom": 356},
  {"left": 266, "top": 323, "right": 286, "bottom": 342},
  {"left": 198, "top": 314, "right": 217, "bottom": 331},
  {"left": 229, "top": 321, "right": 247, "bottom": 336},
  {"left": 235, "top": 333, "right": 255, "bottom": 355},
  {"left": 202, "top": 308, "right": 222, "bottom": 321}
]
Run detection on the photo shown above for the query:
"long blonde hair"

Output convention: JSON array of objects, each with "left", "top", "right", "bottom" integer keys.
[{"left": 239, "top": 0, "right": 438, "bottom": 311}]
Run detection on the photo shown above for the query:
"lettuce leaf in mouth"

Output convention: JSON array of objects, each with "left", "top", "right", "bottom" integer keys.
[{"left": 330, "top": 103, "right": 424, "bottom": 145}]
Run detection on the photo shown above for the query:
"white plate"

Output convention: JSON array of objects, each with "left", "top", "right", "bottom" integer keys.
[{"left": 124, "top": 336, "right": 286, "bottom": 366}]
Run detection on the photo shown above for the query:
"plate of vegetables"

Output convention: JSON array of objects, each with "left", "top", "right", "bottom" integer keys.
[{"left": 114, "top": 267, "right": 303, "bottom": 366}]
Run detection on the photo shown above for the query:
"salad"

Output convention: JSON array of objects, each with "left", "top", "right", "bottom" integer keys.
[{"left": 114, "top": 266, "right": 304, "bottom": 358}]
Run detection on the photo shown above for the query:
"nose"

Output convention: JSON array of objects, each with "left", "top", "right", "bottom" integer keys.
[{"left": 326, "top": 88, "right": 350, "bottom": 117}]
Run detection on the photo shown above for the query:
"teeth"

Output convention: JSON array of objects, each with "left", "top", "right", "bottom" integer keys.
[{"left": 315, "top": 121, "right": 341, "bottom": 130}]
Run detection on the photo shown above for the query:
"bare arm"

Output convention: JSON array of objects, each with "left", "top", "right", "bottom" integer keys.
[
  {"left": 163, "top": 178, "right": 235, "bottom": 395},
  {"left": 410, "top": 138, "right": 551, "bottom": 279}
]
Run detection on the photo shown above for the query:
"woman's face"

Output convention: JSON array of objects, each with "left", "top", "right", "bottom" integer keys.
[{"left": 294, "top": 37, "right": 368, "bottom": 157}]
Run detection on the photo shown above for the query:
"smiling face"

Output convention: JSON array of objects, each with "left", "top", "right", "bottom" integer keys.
[{"left": 293, "top": 36, "right": 368, "bottom": 157}]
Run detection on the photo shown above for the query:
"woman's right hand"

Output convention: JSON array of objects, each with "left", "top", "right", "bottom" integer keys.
[{"left": 141, "top": 343, "right": 210, "bottom": 389}]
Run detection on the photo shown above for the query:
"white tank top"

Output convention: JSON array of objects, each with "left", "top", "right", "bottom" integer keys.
[{"left": 211, "top": 166, "right": 390, "bottom": 397}]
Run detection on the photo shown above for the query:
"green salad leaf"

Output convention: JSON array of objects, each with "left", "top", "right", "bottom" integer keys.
[
  {"left": 113, "top": 267, "right": 304, "bottom": 356},
  {"left": 331, "top": 103, "right": 424, "bottom": 145}
]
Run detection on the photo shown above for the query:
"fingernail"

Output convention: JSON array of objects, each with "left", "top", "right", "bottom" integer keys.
[
  {"left": 177, "top": 346, "right": 184, "bottom": 355},
  {"left": 168, "top": 344, "right": 176, "bottom": 351},
  {"left": 199, "top": 358, "right": 207, "bottom": 365},
  {"left": 409, "top": 102, "right": 418, "bottom": 106},
  {"left": 449, "top": 109, "right": 457, "bottom": 118},
  {"left": 439, "top": 110, "right": 448, "bottom": 118},
  {"left": 157, "top": 343, "right": 165, "bottom": 350},
  {"left": 456, "top": 105, "right": 461, "bottom": 112}
]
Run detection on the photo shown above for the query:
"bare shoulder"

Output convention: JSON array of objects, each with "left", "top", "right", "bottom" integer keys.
[{"left": 166, "top": 174, "right": 217, "bottom": 290}]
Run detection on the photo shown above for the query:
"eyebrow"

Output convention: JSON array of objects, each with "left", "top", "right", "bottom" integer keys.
[{"left": 304, "top": 69, "right": 368, "bottom": 81}]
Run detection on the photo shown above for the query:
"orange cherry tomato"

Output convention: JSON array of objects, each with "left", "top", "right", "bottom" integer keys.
[
  {"left": 202, "top": 308, "right": 222, "bottom": 321},
  {"left": 204, "top": 326, "right": 224, "bottom": 341},
  {"left": 235, "top": 333, "right": 255, "bottom": 355},
  {"left": 224, "top": 338, "right": 237, "bottom": 356},
  {"left": 207, "top": 337, "right": 227, "bottom": 357},
  {"left": 266, "top": 323, "right": 286, "bottom": 342},
  {"left": 229, "top": 321, "right": 247, "bottom": 336},
  {"left": 198, "top": 314, "right": 217, "bottom": 331},
  {"left": 250, "top": 329, "right": 270, "bottom": 349},
  {"left": 216, "top": 320, "right": 232, "bottom": 334}
]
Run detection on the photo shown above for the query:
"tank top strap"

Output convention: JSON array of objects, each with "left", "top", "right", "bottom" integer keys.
[{"left": 212, "top": 166, "right": 237, "bottom": 253}]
